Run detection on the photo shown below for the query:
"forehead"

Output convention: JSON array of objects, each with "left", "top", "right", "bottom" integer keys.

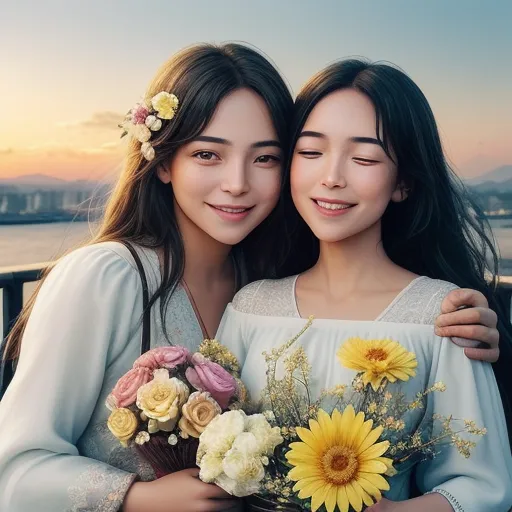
[
  {"left": 303, "top": 88, "right": 377, "bottom": 137},
  {"left": 201, "top": 87, "right": 278, "bottom": 142}
]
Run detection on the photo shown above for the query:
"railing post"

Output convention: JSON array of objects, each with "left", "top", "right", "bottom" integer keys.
[{"left": 2, "top": 282, "right": 24, "bottom": 340}]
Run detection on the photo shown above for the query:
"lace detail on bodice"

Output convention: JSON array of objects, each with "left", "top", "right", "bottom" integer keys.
[
  {"left": 378, "top": 278, "right": 458, "bottom": 324},
  {"left": 233, "top": 276, "right": 298, "bottom": 317},
  {"left": 232, "top": 275, "right": 458, "bottom": 325}
]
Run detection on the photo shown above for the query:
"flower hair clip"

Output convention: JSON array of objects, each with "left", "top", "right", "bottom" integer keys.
[{"left": 120, "top": 91, "right": 179, "bottom": 161}]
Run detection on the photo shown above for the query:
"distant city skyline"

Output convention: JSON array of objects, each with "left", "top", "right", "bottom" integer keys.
[{"left": 1, "top": 0, "right": 511, "bottom": 181}]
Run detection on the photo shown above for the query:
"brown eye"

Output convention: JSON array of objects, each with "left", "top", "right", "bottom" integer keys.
[
  {"left": 255, "top": 155, "right": 280, "bottom": 164},
  {"left": 193, "top": 151, "right": 219, "bottom": 161}
]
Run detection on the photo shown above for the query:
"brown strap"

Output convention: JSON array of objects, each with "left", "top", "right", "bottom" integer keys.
[
  {"left": 181, "top": 278, "right": 210, "bottom": 340},
  {"left": 122, "top": 242, "right": 151, "bottom": 354}
]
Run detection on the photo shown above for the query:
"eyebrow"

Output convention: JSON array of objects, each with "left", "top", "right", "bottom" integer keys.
[
  {"left": 192, "top": 135, "right": 281, "bottom": 149},
  {"left": 298, "top": 131, "right": 383, "bottom": 147}
]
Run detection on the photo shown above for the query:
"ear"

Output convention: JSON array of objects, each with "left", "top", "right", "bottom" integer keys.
[
  {"left": 157, "top": 164, "right": 172, "bottom": 184},
  {"left": 391, "top": 182, "right": 409, "bottom": 203}
]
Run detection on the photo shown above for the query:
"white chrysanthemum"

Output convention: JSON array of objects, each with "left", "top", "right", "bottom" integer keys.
[
  {"left": 198, "top": 452, "right": 225, "bottom": 482},
  {"left": 198, "top": 410, "right": 246, "bottom": 459},
  {"left": 223, "top": 447, "right": 265, "bottom": 483},
  {"left": 246, "top": 414, "right": 283, "bottom": 455},
  {"left": 216, "top": 468, "right": 263, "bottom": 497}
]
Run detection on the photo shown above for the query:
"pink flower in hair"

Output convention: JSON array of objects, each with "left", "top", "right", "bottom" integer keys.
[{"left": 131, "top": 104, "right": 149, "bottom": 124}]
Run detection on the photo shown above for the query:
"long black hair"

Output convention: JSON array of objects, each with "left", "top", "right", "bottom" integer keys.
[
  {"left": 5, "top": 43, "right": 294, "bottom": 360},
  {"left": 280, "top": 58, "right": 512, "bottom": 438}
]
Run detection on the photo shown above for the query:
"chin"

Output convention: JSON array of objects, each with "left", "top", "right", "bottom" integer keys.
[{"left": 206, "top": 228, "right": 252, "bottom": 247}]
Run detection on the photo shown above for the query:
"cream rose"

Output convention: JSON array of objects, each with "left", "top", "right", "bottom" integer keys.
[
  {"left": 136, "top": 369, "right": 189, "bottom": 430},
  {"left": 179, "top": 392, "right": 221, "bottom": 439},
  {"left": 107, "top": 408, "right": 138, "bottom": 446}
]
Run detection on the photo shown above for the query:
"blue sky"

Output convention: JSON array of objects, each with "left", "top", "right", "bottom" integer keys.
[{"left": 1, "top": 0, "right": 510, "bottom": 179}]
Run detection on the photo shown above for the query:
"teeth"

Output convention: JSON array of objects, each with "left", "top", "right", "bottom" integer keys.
[
  {"left": 217, "top": 207, "right": 247, "bottom": 213},
  {"left": 316, "top": 200, "right": 351, "bottom": 211}
]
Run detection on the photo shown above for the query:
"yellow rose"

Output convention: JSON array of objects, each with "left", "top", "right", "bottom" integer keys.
[
  {"left": 136, "top": 369, "right": 189, "bottom": 428},
  {"left": 151, "top": 91, "right": 179, "bottom": 120},
  {"left": 107, "top": 408, "right": 138, "bottom": 446},
  {"left": 179, "top": 391, "right": 221, "bottom": 439}
]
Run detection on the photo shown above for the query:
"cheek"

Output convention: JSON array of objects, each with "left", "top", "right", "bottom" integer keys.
[
  {"left": 251, "top": 170, "right": 282, "bottom": 205},
  {"left": 290, "top": 159, "right": 313, "bottom": 201},
  {"left": 171, "top": 163, "right": 212, "bottom": 200},
  {"left": 350, "top": 168, "right": 396, "bottom": 201}
]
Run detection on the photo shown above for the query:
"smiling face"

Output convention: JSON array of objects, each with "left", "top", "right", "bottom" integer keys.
[
  {"left": 291, "top": 88, "right": 405, "bottom": 244},
  {"left": 158, "top": 88, "right": 283, "bottom": 246}
]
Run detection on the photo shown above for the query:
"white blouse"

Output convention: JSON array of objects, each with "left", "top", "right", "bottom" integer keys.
[
  {"left": 0, "top": 242, "right": 207, "bottom": 511},
  {"left": 216, "top": 276, "right": 512, "bottom": 512}
]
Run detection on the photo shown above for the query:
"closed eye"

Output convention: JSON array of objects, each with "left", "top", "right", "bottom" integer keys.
[
  {"left": 298, "top": 150, "right": 322, "bottom": 159},
  {"left": 353, "top": 157, "right": 379, "bottom": 165},
  {"left": 192, "top": 151, "right": 220, "bottom": 162}
]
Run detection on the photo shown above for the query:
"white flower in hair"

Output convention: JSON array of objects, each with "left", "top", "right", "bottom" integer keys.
[
  {"left": 145, "top": 115, "right": 162, "bottom": 131},
  {"left": 132, "top": 124, "right": 151, "bottom": 143},
  {"left": 119, "top": 90, "right": 179, "bottom": 161},
  {"left": 141, "top": 142, "right": 155, "bottom": 161}
]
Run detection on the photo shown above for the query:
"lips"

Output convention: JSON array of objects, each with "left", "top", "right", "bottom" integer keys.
[
  {"left": 207, "top": 203, "right": 254, "bottom": 222},
  {"left": 315, "top": 200, "right": 353, "bottom": 211},
  {"left": 312, "top": 198, "right": 356, "bottom": 216}
]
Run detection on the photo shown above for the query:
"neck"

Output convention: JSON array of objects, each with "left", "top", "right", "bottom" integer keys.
[
  {"left": 310, "top": 222, "right": 398, "bottom": 295},
  {"left": 175, "top": 203, "right": 233, "bottom": 288}
]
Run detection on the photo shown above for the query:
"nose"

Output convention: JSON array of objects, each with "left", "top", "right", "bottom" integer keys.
[
  {"left": 220, "top": 160, "right": 250, "bottom": 196},
  {"left": 321, "top": 155, "right": 347, "bottom": 189}
]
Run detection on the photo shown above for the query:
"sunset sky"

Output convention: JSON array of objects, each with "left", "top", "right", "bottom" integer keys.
[{"left": 1, "top": 0, "right": 510, "bottom": 182}]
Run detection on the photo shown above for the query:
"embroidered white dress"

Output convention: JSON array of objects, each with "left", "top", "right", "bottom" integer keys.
[
  {"left": 0, "top": 242, "right": 208, "bottom": 511},
  {"left": 216, "top": 276, "right": 512, "bottom": 512}
]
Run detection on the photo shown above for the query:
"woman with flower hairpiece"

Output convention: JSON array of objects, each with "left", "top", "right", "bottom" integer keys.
[
  {"left": 216, "top": 60, "right": 512, "bottom": 511},
  {"left": 0, "top": 42, "right": 503, "bottom": 512}
]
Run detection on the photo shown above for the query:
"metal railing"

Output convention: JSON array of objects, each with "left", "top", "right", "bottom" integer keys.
[
  {"left": 1, "top": 263, "right": 49, "bottom": 339},
  {"left": 1, "top": 263, "right": 512, "bottom": 336}
]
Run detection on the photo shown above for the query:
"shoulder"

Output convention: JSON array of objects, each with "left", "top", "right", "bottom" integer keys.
[
  {"left": 45, "top": 242, "right": 142, "bottom": 298},
  {"left": 381, "top": 276, "right": 459, "bottom": 325},
  {"left": 231, "top": 276, "right": 298, "bottom": 317}
]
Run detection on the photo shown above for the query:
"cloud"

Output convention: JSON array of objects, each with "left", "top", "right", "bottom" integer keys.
[
  {"left": 0, "top": 142, "right": 123, "bottom": 162},
  {"left": 57, "top": 111, "right": 125, "bottom": 130}
]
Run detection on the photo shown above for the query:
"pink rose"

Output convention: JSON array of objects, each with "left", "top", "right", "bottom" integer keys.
[
  {"left": 185, "top": 353, "right": 236, "bottom": 409},
  {"left": 131, "top": 105, "right": 149, "bottom": 124},
  {"left": 111, "top": 367, "right": 152, "bottom": 408},
  {"left": 133, "top": 346, "right": 190, "bottom": 371}
]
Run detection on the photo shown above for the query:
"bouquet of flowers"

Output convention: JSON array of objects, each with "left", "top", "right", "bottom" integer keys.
[
  {"left": 196, "top": 318, "right": 486, "bottom": 512},
  {"left": 105, "top": 340, "right": 245, "bottom": 478}
]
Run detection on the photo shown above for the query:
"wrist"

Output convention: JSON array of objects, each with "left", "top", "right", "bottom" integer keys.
[{"left": 123, "top": 481, "right": 148, "bottom": 512}]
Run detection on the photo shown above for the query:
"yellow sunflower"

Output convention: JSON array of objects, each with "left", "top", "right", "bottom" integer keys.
[
  {"left": 337, "top": 337, "right": 417, "bottom": 391},
  {"left": 286, "top": 406, "right": 391, "bottom": 512}
]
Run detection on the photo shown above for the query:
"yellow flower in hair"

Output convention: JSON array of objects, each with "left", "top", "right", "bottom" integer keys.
[
  {"left": 337, "top": 337, "right": 417, "bottom": 392},
  {"left": 151, "top": 91, "right": 179, "bottom": 120}
]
